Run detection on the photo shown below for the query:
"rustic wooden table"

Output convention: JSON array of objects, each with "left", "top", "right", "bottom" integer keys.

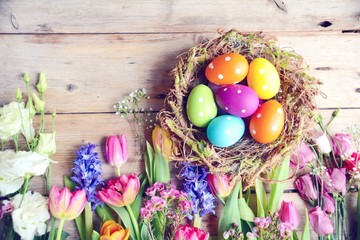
[{"left": 1, "top": 0, "right": 360, "bottom": 239}]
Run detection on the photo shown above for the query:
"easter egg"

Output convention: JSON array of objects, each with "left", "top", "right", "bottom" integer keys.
[
  {"left": 215, "top": 85, "right": 259, "bottom": 118},
  {"left": 186, "top": 84, "right": 217, "bottom": 127},
  {"left": 207, "top": 115, "right": 245, "bottom": 147},
  {"left": 247, "top": 58, "right": 280, "bottom": 99},
  {"left": 205, "top": 53, "right": 248, "bottom": 85},
  {"left": 249, "top": 100, "right": 285, "bottom": 143}
]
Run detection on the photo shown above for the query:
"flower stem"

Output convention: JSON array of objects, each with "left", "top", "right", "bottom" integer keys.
[
  {"left": 125, "top": 205, "right": 140, "bottom": 240},
  {"left": 193, "top": 213, "right": 201, "bottom": 228},
  {"left": 56, "top": 219, "right": 66, "bottom": 240},
  {"left": 85, "top": 202, "right": 93, "bottom": 240},
  {"left": 116, "top": 166, "right": 121, "bottom": 177},
  {"left": 46, "top": 165, "right": 52, "bottom": 195}
]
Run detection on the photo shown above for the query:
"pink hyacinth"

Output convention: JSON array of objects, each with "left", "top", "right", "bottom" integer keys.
[{"left": 174, "top": 225, "right": 209, "bottom": 240}]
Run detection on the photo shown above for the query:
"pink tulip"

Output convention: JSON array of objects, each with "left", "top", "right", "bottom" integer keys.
[
  {"left": 344, "top": 152, "right": 360, "bottom": 172},
  {"left": 331, "top": 133, "right": 353, "bottom": 158},
  {"left": 313, "top": 132, "right": 332, "bottom": 154},
  {"left": 208, "top": 173, "right": 234, "bottom": 199},
  {"left": 174, "top": 225, "right": 209, "bottom": 240},
  {"left": 106, "top": 134, "right": 128, "bottom": 169},
  {"left": 322, "top": 192, "right": 335, "bottom": 214},
  {"left": 324, "top": 168, "right": 346, "bottom": 195},
  {"left": 49, "top": 186, "right": 86, "bottom": 220},
  {"left": 309, "top": 207, "right": 334, "bottom": 236},
  {"left": 98, "top": 173, "right": 140, "bottom": 207},
  {"left": 279, "top": 201, "right": 300, "bottom": 229},
  {"left": 290, "top": 142, "right": 315, "bottom": 169},
  {"left": 295, "top": 174, "right": 318, "bottom": 203}
]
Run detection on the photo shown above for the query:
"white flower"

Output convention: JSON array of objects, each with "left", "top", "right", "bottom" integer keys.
[
  {"left": 0, "top": 101, "right": 34, "bottom": 142},
  {"left": 313, "top": 132, "right": 332, "bottom": 154},
  {"left": 0, "top": 150, "right": 52, "bottom": 195},
  {"left": 10, "top": 191, "right": 50, "bottom": 240}
]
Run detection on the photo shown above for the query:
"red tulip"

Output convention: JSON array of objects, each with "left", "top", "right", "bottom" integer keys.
[
  {"left": 295, "top": 174, "right": 318, "bottom": 203},
  {"left": 106, "top": 134, "right": 128, "bottom": 170},
  {"left": 208, "top": 173, "right": 234, "bottom": 199},
  {"left": 279, "top": 201, "right": 300, "bottom": 229},
  {"left": 48, "top": 186, "right": 86, "bottom": 220},
  {"left": 290, "top": 142, "right": 315, "bottom": 169},
  {"left": 309, "top": 207, "right": 334, "bottom": 236},
  {"left": 331, "top": 133, "right": 353, "bottom": 158},
  {"left": 98, "top": 173, "right": 140, "bottom": 207},
  {"left": 174, "top": 225, "right": 209, "bottom": 240}
]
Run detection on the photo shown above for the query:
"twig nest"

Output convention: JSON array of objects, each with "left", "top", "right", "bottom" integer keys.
[{"left": 158, "top": 29, "right": 320, "bottom": 189}]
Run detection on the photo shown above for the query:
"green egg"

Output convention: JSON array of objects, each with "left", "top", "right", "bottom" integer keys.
[{"left": 186, "top": 84, "right": 218, "bottom": 127}]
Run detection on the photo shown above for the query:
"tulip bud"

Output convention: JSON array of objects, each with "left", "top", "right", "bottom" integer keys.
[
  {"left": 32, "top": 93, "right": 45, "bottom": 112},
  {"left": 106, "top": 134, "right": 128, "bottom": 171},
  {"left": 36, "top": 72, "right": 47, "bottom": 94},
  {"left": 152, "top": 125, "right": 173, "bottom": 160},
  {"left": 100, "top": 220, "right": 130, "bottom": 240},
  {"left": 208, "top": 173, "right": 233, "bottom": 199},
  {"left": 16, "top": 89, "right": 22, "bottom": 102},
  {"left": 48, "top": 186, "right": 86, "bottom": 220},
  {"left": 279, "top": 201, "right": 300, "bottom": 229},
  {"left": 308, "top": 207, "right": 334, "bottom": 236}
]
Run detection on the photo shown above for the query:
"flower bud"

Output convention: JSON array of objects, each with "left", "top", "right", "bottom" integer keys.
[
  {"left": 32, "top": 93, "right": 45, "bottom": 112},
  {"left": 279, "top": 201, "right": 300, "bottom": 229},
  {"left": 105, "top": 134, "right": 128, "bottom": 168},
  {"left": 26, "top": 97, "right": 36, "bottom": 118},
  {"left": 16, "top": 89, "right": 22, "bottom": 102},
  {"left": 313, "top": 132, "right": 332, "bottom": 154},
  {"left": 35, "top": 132, "right": 56, "bottom": 158},
  {"left": 36, "top": 72, "right": 47, "bottom": 94},
  {"left": 208, "top": 173, "right": 234, "bottom": 198},
  {"left": 152, "top": 125, "right": 173, "bottom": 160},
  {"left": 23, "top": 72, "right": 30, "bottom": 84}
]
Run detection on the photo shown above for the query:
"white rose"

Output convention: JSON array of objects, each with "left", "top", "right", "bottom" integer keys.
[
  {"left": 0, "top": 150, "right": 52, "bottom": 195},
  {"left": 10, "top": 191, "right": 50, "bottom": 240},
  {"left": 0, "top": 101, "right": 34, "bottom": 142}
]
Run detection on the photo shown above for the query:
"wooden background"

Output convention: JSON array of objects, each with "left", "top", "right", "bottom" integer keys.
[{"left": 1, "top": 0, "right": 360, "bottom": 238}]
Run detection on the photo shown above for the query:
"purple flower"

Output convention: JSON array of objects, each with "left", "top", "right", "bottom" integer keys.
[
  {"left": 179, "top": 164, "right": 216, "bottom": 218},
  {"left": 71, "top": 143, "right": 104, "bottom": 210}
]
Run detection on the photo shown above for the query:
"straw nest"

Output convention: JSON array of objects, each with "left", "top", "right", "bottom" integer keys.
[{"left": 158, "top": 29, "right": 320, "bottom": 189}]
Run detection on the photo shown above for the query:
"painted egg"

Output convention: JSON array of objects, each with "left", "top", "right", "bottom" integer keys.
[
  {"left": 215, "top": 85, "right": 259, "bottom": 118},
  {"left": 249, "top": 100, "right": 285, "bottom": 143},
  {"left": 186, "top": 84, "right": 217, "bottom": 127},
  {"left": 247, "top": 58, "right": 280, "bottom": 99},
  {"left": 207, "top": 115, "right": 245, "bottom": 147},
  {"left": 205, "top": 53, "right": 248, "bottom": 85}
]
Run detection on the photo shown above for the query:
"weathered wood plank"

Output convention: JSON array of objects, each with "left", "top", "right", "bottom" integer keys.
[
  {"left": 1, "top": 33, "right": 360, "bottom": 112},
  {"left": 0, "top": 0, "right": 359, "bottom": 33}
]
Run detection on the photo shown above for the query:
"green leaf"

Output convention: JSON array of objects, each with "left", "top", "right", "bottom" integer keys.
[
  {"left": 74, "top": 214, "right": 86, "bottom": 240},
  {"left": 238, "top": 198, "right": 255, "bottom": 222},
  {"left": 91, "top": 230, "right": 100, "bottom": 240},
  {"left": 218, "top": 182, "right": 241, "bottom": 239},
  {"left": 96, "top": 205, "right": 115, "bottom": 223},
  {"left": 64, "top": 175, "right": 75, "bottom": 190},
  {"left": 48, "top": 217, "right": 56, "bottom": 240},
  {"left": 153, "top": 146, "right": 170, "bottom": 183},
  {"left": 59, "top": 231, "right": 70, "bottom": 240},
  {"left": 267, "top": 156, "right": 290, "bottom": 214},
  {"left": 301, "top": 209, "right": 311, "bottom": 240},
  {"left": 255, "top": 178, "right": 267, "bottom": 218},
  {"left": 144, "top": 142, "right": 155, "bottom": 185},
  {"left": 140, "top": 222, "right": 149, "bottom": 240},
  {"left": 109, "top": 205, "right": 136, "bottom": 240},
  {"left": 131, "top": 173, "right": 148, "bottom": 220},
  {"left": 293, "top": 231, "right": 300, "bottom": 240}
]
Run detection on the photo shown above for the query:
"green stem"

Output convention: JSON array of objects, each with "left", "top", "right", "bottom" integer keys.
[
  {"left": 56, "top": 219, "right": 66, "bottom": 240},
  {"left": 13, "top": 134, "right": 19, "bottom": 152},
  {"left": 85, "top": 203, "right": 93, "bottom": 240},
  {"left": 46, "top": 165, "right": 52, "bottom": 195},
  {"left": 19, "top": 175, "right": 30, "bottom": 207},
  {"left": 116, "top": 166, "right": 121, "bottom": 177},
  {"left": 125, "top": 205, "right": 140, "bottom": 240},
  {"left": 193, "top": 213, "right": 201, "bottom": 228}
]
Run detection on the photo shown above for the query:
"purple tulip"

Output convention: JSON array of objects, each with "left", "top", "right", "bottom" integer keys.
[
  {"left": 331, "top": 133, "right": 353, "bottom": 158},
  {"left": 295, "top": 174, "right": 318, "bottom": 203},
  {"left": 290, "top": 142, "right": 315, "bottom": 169},
  {"left": 309, "top": 207, "right": 334, "bottom": 236},
  {"left": 279, "top": 201, "right": 300, "bottom": 229}
]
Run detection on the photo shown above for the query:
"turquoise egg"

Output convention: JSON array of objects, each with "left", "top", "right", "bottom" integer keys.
[{"left": 206, "top": 115, "right": 245, "bottom": 147}]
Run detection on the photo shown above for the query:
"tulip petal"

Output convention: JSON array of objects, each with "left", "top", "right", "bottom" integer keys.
[
  {"left": 119, "top": 134, "right": 128, "bottom": 162},
  {"left": 64, "top": 189, "right": 86, "bottom": 220}
]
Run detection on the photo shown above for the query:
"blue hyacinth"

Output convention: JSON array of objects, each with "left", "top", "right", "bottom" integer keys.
[
  {"left": 179, "top": 164, "right": 216, "bottom": 218},
  {"left": 71, "top": 143, "right": 104, "bottom": 211}
]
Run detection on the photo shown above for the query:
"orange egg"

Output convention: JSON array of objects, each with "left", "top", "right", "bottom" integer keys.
[
  {"left": 205, "top": 53, "right": 248, "bottom": 85},
  {"left": 249, "top": 100, "right": 285, "bottom": 144}
]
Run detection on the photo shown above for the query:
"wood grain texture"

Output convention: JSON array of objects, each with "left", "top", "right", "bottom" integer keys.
[
  {"left": 1, "top": 33, "right": 360, "bottom": 113},
  {"left": 0, "top": 0, "right": 359, "bottom": 33}
]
